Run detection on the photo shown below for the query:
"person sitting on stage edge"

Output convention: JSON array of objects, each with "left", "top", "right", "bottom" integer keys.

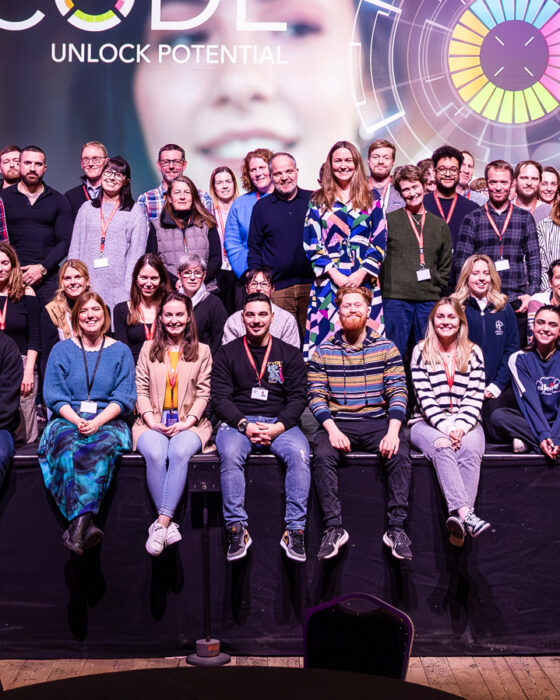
[
  {"left": 134, "top": 292, "right": 213, "bottom": 556},
  {"left": 410, "top": 297, "right": 490, "bottom": 547},
  {"left": 38, "top": 292, "right": 136, "bottom": 555},
  {"left": 308, "top": 286, "right": 413, "bottom": 561},
  {"left": 212, "top": 292, "right": 310, "bottom": 562},
  {"left": 0, "top": 333, "right": 23, "bottom": 489},
  {"left": 491, "top": 305, "right": 560, "bottom": 459}
]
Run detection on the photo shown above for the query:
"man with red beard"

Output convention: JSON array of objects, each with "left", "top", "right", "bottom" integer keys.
[
  {"left": 308, "top": 286, "right": 413, "bottom": 561},
  {"left": 0, "top": 146, "right": 20, "bottom": 190}
]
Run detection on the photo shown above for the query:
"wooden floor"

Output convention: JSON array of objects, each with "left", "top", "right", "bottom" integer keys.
[{"left": 0, "top": 657, "right": 559, "bottom": 698}]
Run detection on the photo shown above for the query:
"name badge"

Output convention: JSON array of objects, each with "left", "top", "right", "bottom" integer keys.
[
  {"left": 495, "top": 258, "right": 510, "bottom": 271},
  {"left": 416, "top": 267, "right": 431, "bottom": 282},
  {"left": 94, "top": 257, "right": 109, "bottom": 269},
  {"left": 251, "top": 386, "right": 269, "bottom": 401},
  {"left": 165, "top": 412, "right": 179, "bottom": 426},
  {"left": 80, "top": 400, "right": 97, "bottom": 414}
]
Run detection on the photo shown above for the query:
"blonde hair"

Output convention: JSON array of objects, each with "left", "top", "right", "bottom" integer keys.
[
  {"left": 420, "top": 297, "right": 473, "bottom": 373},
  {"left": 311, "top": 140, "right": 372, "bottom": 212},
  {"left": 452, "top": 254, "right": 507, "bottom": 311}
]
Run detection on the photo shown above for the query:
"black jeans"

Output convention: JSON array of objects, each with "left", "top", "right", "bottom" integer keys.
[
  {"left": 491, "top": 406, "right": 547, "bottom": 453},
  {"left": 311, "top": 416, "right": 411, "bottom": 530}
]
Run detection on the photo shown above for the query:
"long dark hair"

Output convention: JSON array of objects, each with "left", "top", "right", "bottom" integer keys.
[
  {"left": 149, "top": 292, "right": 199, "bottom": 363},
  {"left": 164, "top": 175, "right": 216, "bottom": 229},
  {"left": 526, "top": 305, "right": 560, "bottom": 352},
  {"left": 92, "top": 156, "right": 135, "bottom": 211},
  {"left": 127, "top": 253, "right": 171, "bottom": 325}
]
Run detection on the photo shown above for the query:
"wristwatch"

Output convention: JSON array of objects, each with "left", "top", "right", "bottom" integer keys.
[
  {"left": 237, "top": 419, "right": 249, "bottom": 434},
  {"left": 39, "top": 265, "right": 47, "bottom": 276}
]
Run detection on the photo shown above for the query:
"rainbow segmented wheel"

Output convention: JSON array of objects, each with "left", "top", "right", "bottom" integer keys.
[
  {"left": 449, "top": 0, "right": 560, "bottom": 123},
  {"left": 54, "top": 0, "right": 135, "bottom": 32}
]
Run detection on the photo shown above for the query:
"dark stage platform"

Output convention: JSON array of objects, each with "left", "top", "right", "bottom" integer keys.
[{"left": 0, "top": 448, "right": 558, "bottom": 657}]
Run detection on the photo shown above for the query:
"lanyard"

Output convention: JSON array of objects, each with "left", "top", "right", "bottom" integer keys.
[
  {"left": 434, "top": 192, "right": 458, "bottom": 224},
  {"left": 441, "top": 353, "right": 456, "bottom": 409},
  {"left": 465, "top": 190, "right": 471, "bottom": 200},
  {"left": 165, "top": 349, "right": 180, "bottom": 411},
  {"left": 216, "top": 206, "right": 228, "bottom": 258},
  {"left": 82, "top": 185, "right": 91, "bottom": 201},
  {"left": 140, "top": 307, "right": 155, "bottom": 340},
  {"left": 243, "top": 336, "right": 272, "bottom": 386},
  {"left": 405, "top": 209, "right": 426, "bottom": 267},
  {"left": 99, "top": 201, "right": 119, "bottom": 256},
  {"left": 514, "top": 198, "right": 537, "bottom": 214},
  {"left": 79, "top": 337, "right": 105, "bottom": 400},
  {"left": 0, "top": 297, "right": 7, "bottom": 331},
  {"left": 484, "top": 202, "right": 513, "bottom": 259}
]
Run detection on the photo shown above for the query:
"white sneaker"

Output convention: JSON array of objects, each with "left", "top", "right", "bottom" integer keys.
[
  {"left": 166, "top": 521, "right": 182, "bottom": 546},
  {"left": 513, "top": 438, "right": 528, "bottom": 453},
  {"left": 146, "top": 521, "right": 167, "bottom": 556}
]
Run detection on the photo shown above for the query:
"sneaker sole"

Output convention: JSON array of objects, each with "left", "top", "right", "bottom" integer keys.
[
  {"left": 145, "top": 541, "right": 165, "bottom": 557},
  {"left": 446, "top": 517, "right": 465, "bottom": 539},
  {"left": 468, "top": 521, "right": 491, "bottom": 538},
  {"left": 165, "top": 533, "right": 182, "bottom": 546},
  {"left": 382, "top": 532, "right": 412, "bottom": 560},
  {"left": 280, "top": 536, "right": 307, "bottom": 562},
  {"left": 317, "top": 530, "right": 349, "bottom": 560},
  {"left": 449, "top": 533, "right": 465, "bottom": 547},
  {"left": 227, "top": 534, "right": 252, "bottom": 562}
]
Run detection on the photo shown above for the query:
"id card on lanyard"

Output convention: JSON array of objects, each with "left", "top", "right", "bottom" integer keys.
[
  {"left": 485, "top": 202, "right": 513, "bottom": 271},
  {"left": 165, "top": 350, "right": 180, "bottom": 425},
  {"left": 94, "top": 201, "right": 119, "bottom": 268},
  {"left": 244, "top": 336, "right": 272, "bottom": 401},
  {"left": 406, "top": 209, "right": 431, "bottom": 281},
  {"left": 79, "top": 337, "right": 105, "bottom": 414}
]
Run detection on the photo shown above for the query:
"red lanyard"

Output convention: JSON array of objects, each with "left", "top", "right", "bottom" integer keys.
[
  {"left": 466, "top": 190, "right": 471, "bottom": 200},
  {"left": 484, "top": 202, "right": 513, "bottom": 259},
  {"left": 140, "top": 308, "right": 155, "bottom": 340},
  {"left": 99, "top": 202, "right": 119, "bottom": 256},
  {"left": 434, "top": 192, "right": 458, "bottom": 224},
  {"left": 0, "top": 297, "right": 7, "bottom": 331},
  {"left": 243, "top": 336, "right": 272, "bottom": 386},
  {"left": 514, "top": 198, "right": 537, "bottom": 214},
  {"left": 406, "top": 209, "right": 426, "bottom": 267},
  {"left": 441, "top": 354, "right": 456, "bottom": 409},
  {"left": 165, "top": 349, "right": 180, "bottom": 410},
  {"left": 82, "top": 185, "right": 91, "bottom": 201}
]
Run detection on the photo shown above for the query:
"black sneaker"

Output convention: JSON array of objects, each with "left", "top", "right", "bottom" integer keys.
[
  {"left": 280, "top": 529, "right": 306, "bottom": 562},
  {"left": 464, "top": 509, "right": 491, "bottom": 537},
  {"left": 383, "top": 528, "right": 412, "bottom": 560},
  {"left": 226, "top": 523, "right": 252, "bottom": 561},
  {"left": 316, "top": 527, "right": 349, "bottom": 560}
]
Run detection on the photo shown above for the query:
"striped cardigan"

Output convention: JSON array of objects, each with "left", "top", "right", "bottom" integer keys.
[
  {"left": 536, "top": 217, "right": 560, "bottom": 291},
  {"left": 307, "top": 329, "right": 407, "bottom": 425},
  {"left": 410, "top": 342, "right": 485, "bottom": 435}
]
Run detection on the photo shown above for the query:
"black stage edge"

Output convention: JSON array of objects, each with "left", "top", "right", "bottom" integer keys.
[{"left": 0, "top": 449, "right": 558, "bottom": 658}]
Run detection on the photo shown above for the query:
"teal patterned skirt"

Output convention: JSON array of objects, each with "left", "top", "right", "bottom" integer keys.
[{"left": 38, "top": 416, "right": 132, "bottom": 521}]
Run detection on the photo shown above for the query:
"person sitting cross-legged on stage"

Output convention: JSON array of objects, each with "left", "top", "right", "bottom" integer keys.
[
  {"left": 212, "top": 292, "right": 310, "bottom": 562},
  {"left": 308, "top": 286, "right": 413, "bottom": 561}
]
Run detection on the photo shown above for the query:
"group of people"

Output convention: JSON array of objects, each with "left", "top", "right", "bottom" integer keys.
[{"left": 0, "top": 135, "right": 559, "bottom": 567}]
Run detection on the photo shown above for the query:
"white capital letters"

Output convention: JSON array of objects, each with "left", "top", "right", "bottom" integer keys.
[{"left": 151, "top": 0, "right": 220, "bottom": 30}]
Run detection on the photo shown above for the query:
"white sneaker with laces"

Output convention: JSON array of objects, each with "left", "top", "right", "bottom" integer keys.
[
  {"left": 513, "top": 438, "right": 528, "bottom": 453},
  {"left": 166, "top": 521, "right": 182, "bottom": 546},
  {"left": 146, "top": 520, "right": 167, "bottom": 556}
]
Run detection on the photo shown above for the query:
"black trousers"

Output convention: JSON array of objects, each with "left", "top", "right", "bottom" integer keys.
[
  {"left": 311, "top": 417, "right": 411, "bottom": 529},
  {"left": 491, "top": 406, "right": 544, "bottom": 453}
]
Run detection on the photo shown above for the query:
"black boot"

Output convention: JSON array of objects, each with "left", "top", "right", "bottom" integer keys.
[
  {"left": 62, "top": 515, "right": 90, "bottom": 555},
  {"left": 83, "top": 516, "right": 103, "bottom": 550}
]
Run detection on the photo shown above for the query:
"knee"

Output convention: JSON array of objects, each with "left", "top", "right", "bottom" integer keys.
[{"left": 433, "top": 437, "right": 453, "bottom": 450}]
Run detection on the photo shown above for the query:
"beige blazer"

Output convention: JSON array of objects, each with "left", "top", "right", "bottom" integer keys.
[{"left": 132, "top": 340, "right": 213, "bottom": 450}]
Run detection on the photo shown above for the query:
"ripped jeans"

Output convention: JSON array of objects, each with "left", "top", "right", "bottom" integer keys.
[
  {"left": 410, "top": 421, "right": 485, "bottom": 513},
  {"left": 216, "top": 416, "right": 310, "bottom": 530}
]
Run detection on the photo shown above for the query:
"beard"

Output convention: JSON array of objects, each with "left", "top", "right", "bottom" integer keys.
[
  {"left": 3, "top": 169, "right": 19, "bottom": 184},
  {"left": 437, "top": 182, "right": 457, "bottom": 197},
  {"left": 341, "top": 314, "right": 367, "bottom": 334}
]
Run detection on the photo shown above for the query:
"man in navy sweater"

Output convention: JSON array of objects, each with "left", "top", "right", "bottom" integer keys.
[
  {"left": 247, "top": 153, "right": 313, "bottom": 339},
  {"left": 1, "top": 146, "right": 72, "bottom": 306},
  {"left": 212, "top": 292, "right": 310, "bottom": 562}
]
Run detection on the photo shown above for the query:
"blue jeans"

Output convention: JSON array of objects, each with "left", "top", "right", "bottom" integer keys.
[
  {"left": 216, "top": 416, "right": 310, "bottom": 530},
  {"left": 137, "top": 427, "right": 202, "bottom": 518},
  {"left": 384, "top": 299, "right": 436, "bottom": 358},
  {"left": 0, "top": 430, "right": 14, "bottom": 489}
]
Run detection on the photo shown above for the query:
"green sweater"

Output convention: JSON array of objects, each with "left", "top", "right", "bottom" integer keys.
[{"left": 380, "top": 208, "right": 452, "bottom": 301}]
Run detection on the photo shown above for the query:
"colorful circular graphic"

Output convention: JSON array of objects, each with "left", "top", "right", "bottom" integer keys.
[
  {"left": 449, "top": 0, "right": 560, "bottom": 124},
  {"left": 54, "top": 0, "right": 135, "bottom": 32}
]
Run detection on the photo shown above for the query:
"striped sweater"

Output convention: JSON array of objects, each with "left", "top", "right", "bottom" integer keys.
[
  {"left": 410, "top": 342, "right": 485, "bottom": 435},
  {"left": 307, "top": 329, "right": 407, "bottom": 425}
]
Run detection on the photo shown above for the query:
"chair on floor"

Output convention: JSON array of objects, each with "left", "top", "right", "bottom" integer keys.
[{"left": 303, "top": 592, "right": 414, "bottom": 680}]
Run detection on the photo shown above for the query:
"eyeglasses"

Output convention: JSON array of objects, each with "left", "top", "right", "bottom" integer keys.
[
  {"left": 81, "top": 157, "right": 105, "bottom": 166},
  {"left": 247, "top": 280, "right": 271, "bottom": 289},
  {"left": 436, "top": 166, "right": 459, "bottom": 175},
  {"left": 181, "top": 270, "right": 204, "bottom": 279},
  {"left": 103, "top": 169, "right": 125, "bottom": 182},
  {"left": 159, "top": 159, "right": 184, "bottom": 168}
]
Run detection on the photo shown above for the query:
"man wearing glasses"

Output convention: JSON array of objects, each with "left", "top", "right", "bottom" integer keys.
[
  {"left": 222, "top": 267, "right": 300, "bottom": 348},
  {"left": 137, "top": 143, "right": 213, "bottom": 222},
  {"left": 65, "top": 141, "right": 109, "bottom": 221},
  {"left": 1, "top": 146, "right": 72, "bottom": 306}
]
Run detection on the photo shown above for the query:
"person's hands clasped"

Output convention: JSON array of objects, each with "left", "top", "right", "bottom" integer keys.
[{"left": 540, "top": 437, "right": 560, "bottom": 460}]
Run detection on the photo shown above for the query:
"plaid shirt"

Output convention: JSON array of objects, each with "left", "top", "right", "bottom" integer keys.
[
  {"left": 454, "top": 203, "right": 540, "bottom": 299},
  {"left": 137, "top": 182, "right": 214, "bottom": 221},
  {"left": 0, "top": 197, "right": 7, "bottom": 241}
]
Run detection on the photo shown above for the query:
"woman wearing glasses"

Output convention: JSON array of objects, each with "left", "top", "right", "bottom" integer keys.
[
  {"left": 68, "top": 156, "right": 148, "bottom": 315},
  {"left": 146, "top": 175, "right": 221, "bottom": 291}
]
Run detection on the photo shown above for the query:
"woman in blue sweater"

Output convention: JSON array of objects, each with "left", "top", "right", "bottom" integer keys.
[
  {"left": 453, "top": 254, "right": 519, "bottom": 442},
  {"left": 38, "top": 291, "right": 136, "bottom": 555},
  {"left": 491, "top": 305, "right": 560, "bottom": 459}
]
